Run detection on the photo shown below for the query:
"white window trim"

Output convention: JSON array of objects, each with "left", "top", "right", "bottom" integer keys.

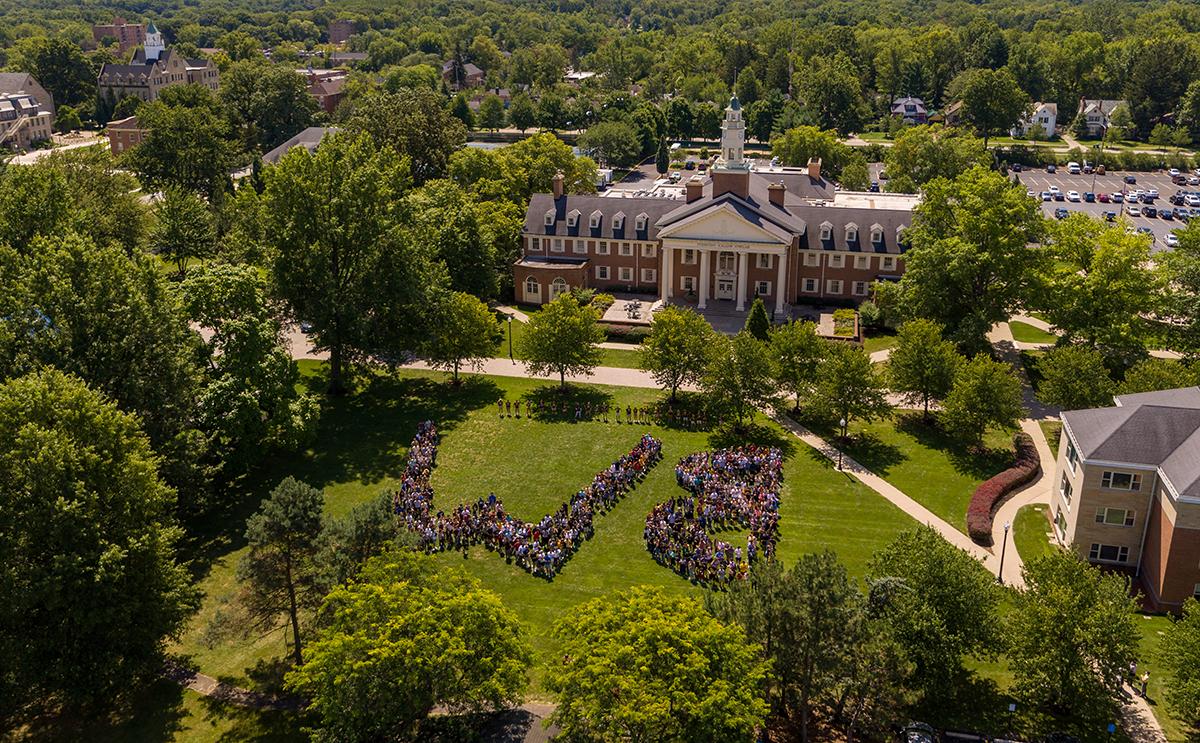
[
  {"left": 641, "top": 243, "right": 656, "bottom": 258},
  {"left": 572, "top": 240, "right": 587, "bottom": 255},
  {"left": 619, "top": 267, "right": 633, "bottom": 281},
  {"left": 597, "top": 241, "right": 610, "bottom": 255},
  {"left": 619, "top": 243, "right": 633, "bottom": 256},
  {"left": 826, "top": 279, "right": 843, "bottom": 294},
  {"left": 1101, "top": 471, "right": 1142, "bottom": 491},
  {"left": 802, "top": 278, "right": 818, "bottom": 293},
  {"left": 1095, "top": 507, "right": 1135, "bottom": 527},
  {"left": 756, "top": 254, "right": 772, "bottom": 269},
  {"left": 854, "top": 255, "right": 870, "bottom": 270},
  {"left": 681, "top": 276, "right": 695, "bottom": 291},
  {"left": 828, "top": 254, "right": 845, "bottom": 269},
  {"left": 803, "top": 252, "right": 820, "bottom": 267},
  {"left": 880, "top": 256, "right": 897, "bottom": 271},
  {"left": 596, "top": 266, "right": 609, "bottom": 280},
  {"left": 682, "top": 249, "right": 697, "bottom": 265},
  {"left": 853, "top": 281, "right": 868, "bottom": 296},
  {"left": 819, "top": 221, "right": 833, "bottom": 241},
  {"left": 755, "top": 280, "right": 772, "bottom": 296},
  {"left": 544, "top": 210, "right": 555, "bottom": 226},
  {"left": 641, "top": 268, "right": 657, "bottom": 283},
  {"left": 551, "top": 239, "right": 565, "bottom": 253}
]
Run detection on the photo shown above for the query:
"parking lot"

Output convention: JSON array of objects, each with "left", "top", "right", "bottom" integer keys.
[{"left": 1016, "top": 167, "right": 1190, "bottom": 252}]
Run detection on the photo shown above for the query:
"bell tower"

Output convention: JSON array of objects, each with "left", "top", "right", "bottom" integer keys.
[
  {"left": 711, "top": 95, "right": 751, "bottom": 198},
  {"left": 144, "top": 22, "right": 165, "bottom": 61}
]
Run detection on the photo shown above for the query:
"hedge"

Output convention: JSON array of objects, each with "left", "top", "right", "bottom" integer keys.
[
  {"left": 602, "top": 324, "right": 651, "bottom": 343},
  {"left": 967, "top": 432, "right": 1041, "bottom": 546}
]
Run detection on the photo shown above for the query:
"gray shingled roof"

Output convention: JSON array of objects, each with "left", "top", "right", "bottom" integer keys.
[
  {"left": 0, "top": 72, "right": 34, "bottom": 95},
  {"left": 1062, "top": 389, "right": 1200, "bottom": 498},
  {"left": 262, "top": 126, "right": 336, "bottom": 165},
  {"left": 525, "top": 193, "right": 680, "bottom": 241}
]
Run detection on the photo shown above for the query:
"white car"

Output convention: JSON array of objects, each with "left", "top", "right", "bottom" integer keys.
[
  {"left": 1067, "top": 191, "right": 1080, "bottom": 202},
  {"left": 1048, "top": 185, "right": 1061, "bottom": 194},
  {"left": 1128, "top": 205, "right": 1142, "bottom": 217},
  {"left": 1186, "top": 194, "right": 1200, "bottom": 207},
  {"left": 1147, "top": 189, "right": 1160, "bottom": 199},
  {"left": 1167, "top": 233, "right": 1181, "bottom": 248},
  {"left": 1169, "top": 168, "right": 1181, "bottom": 177},
  {"left": 1067, "top": 162, "right": 1081, "bottom": 174},
  {"left": 1026, "top": 189, "right": 1036, "bottom": 198}
]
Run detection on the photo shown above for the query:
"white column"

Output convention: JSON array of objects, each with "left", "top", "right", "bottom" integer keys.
[
  {"left": 698, "top": 249, "right": 710, "bottom": 309},
  {"left": 661, "top": 245, "right": 673, "bottom": 302},
  {"left": 774, "top": 250, "right": 787, "bottom": 315},
  {"left": 736, "top": 251, "right": 749, "bottom": 311}
]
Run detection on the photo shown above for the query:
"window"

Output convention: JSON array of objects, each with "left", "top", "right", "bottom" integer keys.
[
  {"left": 803, "top": 252, "right": 820, "bottom": 267},
  {"left": 613, "top": 214, "right": 625, "bottom": 230},
  {"left": 620, "top": 242, "right": 633, "bottom": 256},
  {"left": 682, "top": 249, "right": 697, "bottom": 265},
  {"left": 846, "top": 225, "right": 858, "bottom": 242},
  {"left": 803, "top": 278, "right": 818, "bottom": 293},
  {"left": 828, "top": 254, "right": 845, "bottom": 269},
  {"left": 681, "top": 276, "right": 695, "bottom": 292},
  {"left": 1194, "top": 583, "right": 1200, "bottom": 599},
  {"left": 550, "top": 277, "right": 569, "bottom": 300},
  {"left": 1088, "top": 543, "right": 1130, "bottom": 563},
  {"left": 636, "top": 213, "right": 648, "bottom": 231},
  {"left": 544, "top": 210, "right": 555, "bottom": 226},
  {"left": 718, "top": 252, "right": 736, "bottom": 272},
  {"left": 1059, "top": 472, "right": 1073, "bottom": 507},
  {"left": 551, "top": 239, "right": 564, "bottom": 253},
  {"left": 566, "top": 210, "right": 580, "bottom": 227},
  {"left": 641, "top": 268, "right": 657, "bottom": 283},
  {"left": 641, "top": 244, "right": 656, "bottom": 258},
  {"left": 573, "top": 240, "right": 587, "bottom": 255},
  {"left": 524, "top": 276, "right": 540, "bottom": 299},
  {"left": 598, "top": 241, "right": 610, "bottom": 255},
  {"left": 820, "top": 223, "right": 832, "bottom": 241},
  {"left": 826, "top": 279, "right": 843, "bottom": 294},
  {"left": 590, "top": 210, "right": 602, "bottom": 228},
  {"left": 880, "top": 256, "right": 897, "bottom": 271},
  {"left": 756, "top": 281, "right": 771, "bottom": 295},
  {"left": 757, "top": 254, "right": 772, "bottom": 269},
  {"left": 1095, "top": 508, "right": 1135, "bottom": 527},
  {"left": 1054, "top": 507, "right": 1067, "bottom": 539},
  {"left": 596, "top": 266, "right": 609, "bottom": 280},
  {"left": 531, "top": 237, "right": 541, "bottom": 251},
  {"left": 619, "top": 267, "right": 633, "bottom": 282},
  {"left": 871, "top": 227, "right": 883, "bottom": 243},
  {"left": 853, "top": 281, "right": 868, "bottom": 296},
  {"left": 854, "top": 255, "right": 870, "bottom": 270},
  {"left": 1101, "top": 471, "right": 1142, "bottom": 491},
  {"left": 1066, "top": 439, "right": 1079, "bottom": 473}
]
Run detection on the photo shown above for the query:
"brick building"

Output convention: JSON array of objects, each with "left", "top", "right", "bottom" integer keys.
[
  {"left": 0, "top": 73, "right": 55, "bottom": 151},
  {"left": 515, "top": 96, "right": 917, "bottom": 313},
  {"left": 105, "top": 115, "right": 146, "bottom": 154},
  {"left": 97, "top": 24, "right": 219, "bottom": 105},
  {"left": 92, "top": 16, "right": 146, "bottom": 54},
  {"left": 1055, "top": 387, "right": 1200, "bottom": 610}
]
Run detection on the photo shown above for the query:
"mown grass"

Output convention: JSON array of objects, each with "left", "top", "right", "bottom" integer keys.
[{"left": 1010, "top": 320, "right": 1058, "bottom": 345}]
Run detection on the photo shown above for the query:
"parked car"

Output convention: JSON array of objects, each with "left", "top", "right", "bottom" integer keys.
[
  {"left": 1187, "top": 194, "right": 1200, "bottom": 207},
  {"left": 1148, "top": 189, "right": 1160, "bottom": 199},
  {"left": 1144, "top": 206, "right": 1157, "bottom": 217},
  {"left": 1167, "top": 233, "right": 1181, "bottom": 248},
  {"left": 1054, "top": 207, "right": 1069, "bottom": 219},
  {"left": 669, "top": 171, "right": 682, "bottom": 182},
  {"left": 1046, "top": 164, "right": 1057, "bottom": 173},
  {"left": 1137, "top": 226, "right": 1154, "bottom": 236},
  {"left": 1011, "top": 163, "right": 1023, "bottom": 172},
  {"left": 1128, "top": 205, "right": 1142, "bottom": 217},
  {"left": 1067, "top": 161, "right": 1081, "bottom": 174},
  {"left": 1049, "top": 185, "right": 1061, "bottom": 194},
  {"left": 1098, "top": 192, "right": 1110, "bottom": 203},
  {"left": 1053, "top": 191, "right": 1065, "bottom": 201},
  {"left": 1169, "top": 168, "right": 1181, "bottom": 177},
  {"left": 1124, "top": 174, "right": 1137, "bottom": 184},
  {"left": 1112, "top": 192, "right": 1124, "bottom": 203},
  {"left": 1161, "top": 208, "right": 1174, "bottom": 220},
  {"left": 1173, "top": 174, "right": 1188, "bottom": 185},
  {"left": 1176, "top": 208, "right": 1191, "bottom": 221},
  {"left": 1103, "top": 211, "right": 1117, "bottom": 221},
  {"left": 870, "top": 181, "right": 880, "bottom": 192},
  {"left": 1084, "top": 192, "right": 1096, "bottom": 202},
  {"left": 1189, "top": 175, "right": 1200, "bottom": 186},
  {"left": 1067, "top": 190, "right": 1080, "bottom": 201},
  {"left": 1041, "top": 191, "right": 1052, "bottom": 201},
  {"left": 1084, "top": 163, "right": 1095, "bottom": 174},
  {"left": 901, "top": 722, "right": 937, "bottom": 743},
  {"left": 1026, "top": 189, "right": 1036, "bottom": 198}
]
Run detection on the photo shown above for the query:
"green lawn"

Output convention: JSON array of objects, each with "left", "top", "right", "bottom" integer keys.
[
  {"left": 172, "top": 364, "right": 917, "bottom": 699},
  {"left": 798, "top": 412, "right": 1015, "bottom": 533},
  {"left": 1039, "top": 420, "right": 1062, "bottom": 457},
  {"left": 1010, "top": 320, "right": 1058, "bottom": 345},
  {"left": 494, "top": 313, "right": 643, "bottom": 370},
  {"left": 862, "top": 329, "right": 898, "bottom": 355},
  {"left": 1013, "top": 504, "right": 1055, "bottom": 563}
]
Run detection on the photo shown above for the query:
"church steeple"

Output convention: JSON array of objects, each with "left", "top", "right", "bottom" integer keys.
[
  {"left": 717, "top": 95, "right": 747, "bottom": 170},
  {"left": 144, "top": 22, "right": 165, "bottom": 61}
]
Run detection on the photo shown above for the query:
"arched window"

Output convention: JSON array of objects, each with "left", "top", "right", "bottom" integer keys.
[
  {"left": 550, "top": 277, "right": 569, "bottom": 300},
  {"left": 524, "top": 276, "right": 541, "bottom": 301}
]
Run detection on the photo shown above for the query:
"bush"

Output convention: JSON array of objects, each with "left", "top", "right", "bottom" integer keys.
[
  {"left": 591, "top": 293, "right": 615, "bottom": 313},
  {"left": 858, "top": 300, "right": 882, "bottom": 330},
  {"left": 832, "top": 308, "right": 857, "bottom": 338},
  {"left": 967, "top": 432, "right": 1041, "bottom": 545},
  {"left": 569, "top": 287, "right": 597, "bottom": 306},
  {"left": 603, "top": 324, "right": 651, "bottom": 343}
]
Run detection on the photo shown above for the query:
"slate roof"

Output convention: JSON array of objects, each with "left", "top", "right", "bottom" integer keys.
[
  {"left": 0, "top": 72, "right": 35, "bottom": 95},
  {"left": 262, "top": 126, "right": 336, "bottom": 164},
  {"left": 1062, "top": 387, "right": 1200, "bottom": 498},
  {"left": 525, "top": 193, "right": 680, "bottom": 241}
]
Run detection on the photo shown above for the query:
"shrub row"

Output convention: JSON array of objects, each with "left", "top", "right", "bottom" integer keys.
[
  {"left": 997, "top": 145, "right": 1197, "bottom": 172},
  {"left": 602, "top": 324, "right": 651, "bottom": 343},
  {"left": 967, "top": 432, "right": 1041, "bottom": 546}
]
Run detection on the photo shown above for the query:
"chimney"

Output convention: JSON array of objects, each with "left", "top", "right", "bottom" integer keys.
[
  {"left": 552, "top": 171, "right": 564, "bottom": 199},
  {"left": 686, "top": 175, "right": 704, "bottom": 203},
  {"left": 807, "top": 157, "right": 822, "bottom": 180},
  {"left": 768, "top": 180, "right": 786, "bottom": 206}
]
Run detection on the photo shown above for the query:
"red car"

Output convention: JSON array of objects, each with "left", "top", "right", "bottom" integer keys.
[{"left": 1098, "top": 193, "right": 1110, "bottom": 203}]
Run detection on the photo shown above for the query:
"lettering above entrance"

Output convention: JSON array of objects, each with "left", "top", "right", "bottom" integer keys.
[{"left": 657, "top": 202, "right": 796, "bottom": 245}]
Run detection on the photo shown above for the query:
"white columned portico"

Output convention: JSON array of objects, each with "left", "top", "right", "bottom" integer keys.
[
  {"left": 774, "top": 251, "right": 787, "bottom": 315},
  {"left": 662, "top": 245, "right": 673, "bottom": 302},
  {"left": 698, "top": 249, "right": 710, "bottom": 308},
  {"left": 735, "top": 251, "right": 749, "bottom": 311}
]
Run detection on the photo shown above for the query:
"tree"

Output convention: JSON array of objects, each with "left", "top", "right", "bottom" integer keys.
[
  {"left": 735, "top": 68, "right": 761, "bottom": 107},
  {"left": 1178, "top": 79, "right": 1200, "bottom": 144},
  {"left": 316, "top": 494, "right": 405, "bottom": 589},
  {"left": 264, "top": 132, "right": 444, "bottom": 394},
  {"left": 237, "top": 477, "right": 327, "bottom": 666},
  {"left": 1119, "top": 358, "right": 1198, "bottom": 395},
  {"left": 450, "top": 93, "right": 475, "bottom": 130},
  {"left": 508, "top": 93, "right": 536, "bottom": 132},
  {"left": 655, "top": 138, "right": 669, "bottom": 175},
  {"left": 1007, "top": 552, "right": 1139, "bottom": 715},
  {"left": 1106, "top": 103, "right": 1133, "bottom": 143},
  {"left": 810, "top": 342, "right": 891, "bottom": 436},
  {"left": 1160, "top": 598, "right": 1200, "bottom": 727},
  {"left": 406, "top": 179, "right": 498, "bottom": 298},
  {"left": 639, "top": 305, "right": 714, "bottom": 401},
  {"left": 793, "top": 53, "right": 865, "bottom": 133},
  {"left": 425, "top": 292, "right": 501, "bottom": 383},
  {"left": 517, "top": 294, "right": 605, "bottom": 389},
  {"left": 889, "top": 166, "right": 1046, "bottom": 354},
  {"left": 1156, "top": 222, "right": 1200, "bottom": 358},
  {"left": 839, "top": 155, "right": 870, "bottom": 191},
  {"left": 745, "top": 297, "right": 771, "bottom": 340},
  {"left": 181, "top": 264, "right": 320, "bottom": 476},
  {"left": 1037, "top": 346, "right": 1115, "bottom": 411},
  {"left": 286, "top": 550, "right": 530, "bottom": 741},
  {"left": 0, "top": 370, "right": 194, "bottom": 711},
  {"left": 345, "top": 88, "right": 468, "bottom": 184},
  {"left": 54, "top": 104, "right": 81, "bottom": 133},
  {"left": 954, "top": 67, "right": 1028, "bottom": 149},
  {"left": 478, "top": 93, "right": 506, "bottom": 131},
  {"left": 868, "top": 525, "right": 1002, "bottom": 697},
  {"left": 882, "top": 125, "right": 990, "bottom": 194},
  {"left": 548, "top": 586, "right": 768, "bottom": 743},
  {"left": 940, "top": 355, "right": 1024, "bottom": 446},
  {"left": 152, "top": 187, "right": 214, "bottom": 277},
  {"left": 703, "top": 331, "right": 777, "bottom": 428},
  {"left": 887, "top": 319, "right": 964, "bottom": 419},
  {"left": 770, "top": 125, "right": 854, "bottom": 178},
  {"left": 219, "top": 60, "right": 319, "bottom": 151},
  {"left": 126, "top": 100, "right": 237, "bottom": 199},
  {"left": 770, "top": 320, "right": 825, "bottom": 411},
  {"left": 7, "top": 36, "right": 94, "bottom": 107},
  {"left": 577, "top": 120, "right": 642, "bottom": 168}
]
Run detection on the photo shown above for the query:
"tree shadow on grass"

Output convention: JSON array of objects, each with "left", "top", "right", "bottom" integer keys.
[
  {"left": 894, "top": 413, "right": 1013, "bottom": 481},
  {"left": 707, "top": 421, "right": 797, "bottom": 459},
  {"left": 520, "top": 383, "right": 614, "bottom": 422},
  {"left": 420, "top": 708, "right": 558, "bottom": 743}
]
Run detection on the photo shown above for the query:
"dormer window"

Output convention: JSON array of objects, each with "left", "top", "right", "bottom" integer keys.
[
  {"left": 566, "top": 209, "right": 580, "bottom": 228},
  {"left": 870, "top": 224, "right": 883, "bottom": 244},
  {"left": 636, "top": 213, "right": 648, "bottom": 231},
  {"left": 590, "top": 210, "right": 602, "bottom": 229},
  {"left": 613, "top": 212, "right": 625, "bottom": 230},
  {"left": 845, "top": 223, "right": 858, "bottom": 243},
  {"left": 896, "top": 226, "right": 907, "bottom": 245},
  {"left": 544, "top": 210, "right": 555, "bottom": 227},
  {"left": 819, "top": 222, "right": 833, "bottom": 241}
]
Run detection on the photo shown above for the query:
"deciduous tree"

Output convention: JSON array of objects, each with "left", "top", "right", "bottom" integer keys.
[
  {"left": 940, "top": 355, "right": 1024, "bottom": 446},
  {"left": 887, "top": 319, "right": 963, "bottom": 418},
  {"left": 219, "top": 60, "right": 319, "bottom": 151},
  {"left": 1037, "top": 345, "right": 1115, "bottom": 411},
  {"left": 703, "top": 331, "right": 777, "bottom": 427},
  {"left": 126, "top": 100, "right": 237, "bottom": 199},
  {"left": 954, "top": 67, "right": 1028, "bottom": 149},
  {"left": 577, "top": 120, "right": 642, "bottom": 167},
  {"left": 770, "top": 320, "right": 824, "bottom": 411},
  {"left": 152, "top": 186, "right": 215, "bottom": 277},
  {"left": 882, "top": 125, "right": 989, "bottom": 194},
  {"left": 810, "top": 342, "right": 891, "bottom": 435},
  {"left": 345, "top": 88, "right": 468, "bottom": 184},
  {"left": 640, "top": 305, "right": 713, "bottom": 401},
  {"left": 1119, "top": 358, "right": 1198, "bottom": 395},
  {"left": 1160, "top": 598, "right": 1200, "bottom": 728},
  {"left": 425, "top": 291, "right": 501, "bottom": 383},
  {"left": 517, "top": 294, "right": 605, "bottom": 389}
]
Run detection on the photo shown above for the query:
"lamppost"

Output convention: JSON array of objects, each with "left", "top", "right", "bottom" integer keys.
[
  {"left": 837, "top": 417, "right": 846, "bottom": 471},
  {"left": 997, "top": 521, "right": 1011, "bottom": 585},
  {"left": 507, "top": 316, "right": 514, "bottom": 363}
]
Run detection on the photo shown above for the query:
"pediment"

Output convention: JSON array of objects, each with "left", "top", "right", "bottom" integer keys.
[{"left": 657, "top": 202, "right": 793, "bottom": 245}]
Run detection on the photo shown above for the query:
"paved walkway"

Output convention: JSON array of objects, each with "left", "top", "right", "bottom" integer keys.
[
  {"left": 163, "top": 662, "right": 298, "bottom": 711},
  {"left": 1007, "top": 314, "right": 1182, "bottom": 359}
]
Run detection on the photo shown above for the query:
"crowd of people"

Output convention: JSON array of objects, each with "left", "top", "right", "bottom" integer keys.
[
  {"left": 644, "top": 445, "right": 784, "bottom": 585},
  {"left": 392, "top": 420, "right": 663, "bottom": 578},
  {"left": 494, "top": 397, "right": 716, "bottom": 430}
]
